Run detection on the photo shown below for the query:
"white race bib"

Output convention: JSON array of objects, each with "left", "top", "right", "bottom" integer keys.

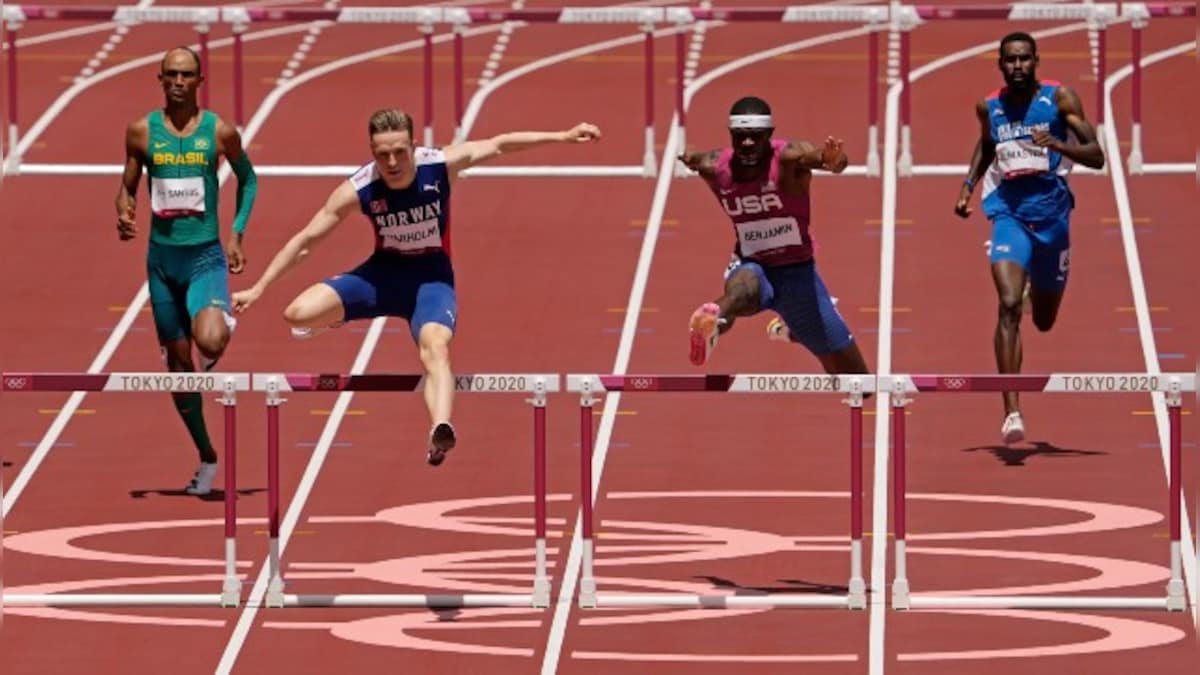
[
  {"left": 151, "top": 176, "right": 206, "bottom": 217},
  {"left": 995, "top": 138, "right": 1050, "bottom": 179},
  {"left": 377, "top": 217, "right": 442, "bottom": 253},
  {"left": 735, "top": 217, "right": 802, "bottom": 257}
]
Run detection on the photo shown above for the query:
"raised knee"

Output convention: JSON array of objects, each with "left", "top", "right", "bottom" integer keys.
[{"left": 282, "top": 301, "right": 306, "bottom": 326}]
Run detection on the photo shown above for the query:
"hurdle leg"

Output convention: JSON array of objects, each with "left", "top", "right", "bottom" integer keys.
[
  {"left": 578, "top": 380, "right": 598, "bottom": 608},
  {"left": 847, "top": 378, "right": 867, "bottom": 609},
  {"left": 890, "top": 377, "right": 912, "bottom": 609},
  {"left": 220, "top": 378, "right": 241, "bottom": 607},
  {"left": 1166, "top": 378, "right": 1186, "bottom": 611},
  {"left": 529, "top": 379, "right": 551, "bottom": 608},
  {"left": 265, "top": 378, "right": 286, "bottom": 608}
]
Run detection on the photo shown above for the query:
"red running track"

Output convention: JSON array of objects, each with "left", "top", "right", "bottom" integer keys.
[{"left": 0, "top": 2, "right": 1196, "bottom": 674}]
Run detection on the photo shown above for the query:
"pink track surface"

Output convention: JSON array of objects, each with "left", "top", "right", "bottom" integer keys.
[{"left": 1, "top": 2, "right": 1196, "bottom": 673}]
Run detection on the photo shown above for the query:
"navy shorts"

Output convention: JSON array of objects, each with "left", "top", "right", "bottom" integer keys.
[
  {"left": 725, "top": 256, "right": 855, "bottom": 355},
  {"left": 323, "top": 252, "right": 457, "bottom": 343},
  {"left": 987, "top": 210, "right": 1071, "bottom": 293}
]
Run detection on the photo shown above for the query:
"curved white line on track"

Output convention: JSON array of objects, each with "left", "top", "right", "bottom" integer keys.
[
  {"left": 873, "top": 16, "right": 1099, "bottom": 675},
  {"left": 1101, "top": 38, "right": 1198, "bottom": 625},
  {"left": 214, "top": 6, "right": 693, "bottom": 671},
  {"left": 0, "top": 20, "right": 367, "bottom": 521},
  {"left": 538, "top": 19, "right": 879, "bottom": 675}
]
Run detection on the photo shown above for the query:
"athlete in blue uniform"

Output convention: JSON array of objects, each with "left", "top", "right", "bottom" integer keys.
[
  {"left": 233, "top": 109, "right": 601, "bottom": 465},
  {"left": 954, "top": 32, "right": 1104, "bottom": 444}
]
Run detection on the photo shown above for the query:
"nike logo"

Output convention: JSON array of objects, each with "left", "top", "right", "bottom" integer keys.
[{"left": 153, "top": 141, "right": 169, "bottom": 149}]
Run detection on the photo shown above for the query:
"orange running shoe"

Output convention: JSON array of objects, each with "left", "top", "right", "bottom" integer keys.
[{"left": 688, "top": 302, "right": 721, "bottom": 365}]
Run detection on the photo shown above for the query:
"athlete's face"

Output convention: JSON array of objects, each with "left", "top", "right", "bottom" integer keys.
[
  {"left": 999, "top": 41, "right": 1038, "bottom": 92},
  {"left": 730, "top": 128, "right": 773, "bottom": 167},
  {"left": 159, "top": 50, "right": 203, "bottom": 105},
  {"left": 371, "top": 130, "right": 415, "bottom": 188}
]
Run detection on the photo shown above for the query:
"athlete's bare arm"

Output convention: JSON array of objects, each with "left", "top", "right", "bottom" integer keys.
[
  {"left": 1030, "top": 85, "right": 1104, "bottom": 170},
  {"left": 443, "top": 123, "right": 601, "bottom": 180},
  {"left": 779, "top": 137, "right": 848, "bottom": 173},
  {"left": 954, "top": 99, "right": 995, "bottom": 218},
  {"left": 677, "top": 148, "right": 720, "bottom": 178},
  {"left": 115, "top": 117, "right": 149, "bottom": 240}
]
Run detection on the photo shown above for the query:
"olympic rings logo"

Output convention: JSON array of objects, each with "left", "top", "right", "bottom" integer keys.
[
  {"left": 315, "top": 375, "right": 340, "bottom": 391},
  {"left": 628, "top": 377, "right": 654, "bottom": 390},
  {"left": 4, "top": 376, "right": 29, "bottom": 390},
  {"left": 942, "top": 377, "right": 967, "bottom": 389}
]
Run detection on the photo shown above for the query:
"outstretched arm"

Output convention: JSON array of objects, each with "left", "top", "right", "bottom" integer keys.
[
  {"left": 955, "top": 100, "right": 995, "bottom": 218},
  {"left": 114, "top": 118, "right": 148, "bottom": 240},
  {"left": 231, "top": 180, "right": 358, "bottom": 313},
  {"left": 779, "top": 137, "right": 849, "bottom": 173},
  {"left": 443, "top": 123, "right": 602, "bottom": 179},
  {"left": 217, "top": 117, "right": 257, "bottom": 274},
  {"left": 1032, "top": 85, "right": 1104, "bottom": 170},
  {"left": 676, "top": 148, "right": 720, "bottom": 178}
]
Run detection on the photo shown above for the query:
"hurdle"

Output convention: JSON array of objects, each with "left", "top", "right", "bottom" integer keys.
[
  {"left": 251, "top": 371, "right": 557, "bottom": 609},
  {"left": 886, "top": 372, "right": 1195, "bottom": 611},
  {"left": 1121, "top": 2, "right": 1197, "bottom": 175},
  {"left": 896, "top": 2, "right": 1119, "bottom": 177},
  {"left": 567, "top": 373, "right": 870, "bottom": 609},
  {"left": 0, "top": 371, "right": 246, "bottom": 608}
]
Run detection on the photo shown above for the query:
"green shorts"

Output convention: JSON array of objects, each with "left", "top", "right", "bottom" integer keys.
[{"left": 146, "top": 239, "right": 231, "bottom": 343}]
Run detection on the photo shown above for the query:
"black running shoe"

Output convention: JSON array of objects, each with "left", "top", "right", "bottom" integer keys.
[{"left": 427, "top": 422, "right": 457, "bottom": 466}]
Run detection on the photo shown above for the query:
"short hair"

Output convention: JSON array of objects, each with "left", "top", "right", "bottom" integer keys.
[
  {"left": 161, "top": 46, "right": 202, "bottom": 76},
  {"left": 999, "top": 32, "right": 1037, "bottom": 56},
  {"left": 730, "top": 96, "right": 772, "bottom": 116},
  {"left": 368, "top": 108, "right": 414, "bottom": 138}
]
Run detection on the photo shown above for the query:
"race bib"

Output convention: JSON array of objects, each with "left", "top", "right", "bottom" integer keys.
[
  {"left": 735, "top": 217, "right": 802, "bottom": 257},
  {"left": 151, "top": 176, "right": 206, "bottom": 217},
  {"left": 376, "top": 216, "right": 442, "bottom": 253},
  {"left": 995, "top": 138, "right": 1050, "bottom": 180}
]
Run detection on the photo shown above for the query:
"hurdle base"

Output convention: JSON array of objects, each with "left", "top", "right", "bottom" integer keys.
[
  {"left": 1165, "top": 579, "right": 1186, "bottom": 611},
  {"left": 848, "top": 576, "right": 867, "bottom": 610},
  {"left": 907, "top": 595, "right": 1172, "bottom": 610},
  {"left": 892, "top": 579, "right": 911, "bottom": 610},
  {"left": 593, "top": 593, "right": 854, "bottom": 609},
  {"left": 533, "top": 575, "right": 552, "bottom": 609},
  {"left": 278, "top": 593, "right": 536, "bottom": 608},
  {"left": 1, "top": 593, "right": 229, "bottom": 607}
]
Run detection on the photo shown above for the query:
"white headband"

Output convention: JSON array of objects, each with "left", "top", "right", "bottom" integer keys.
[{"left": 729, "top": 114, "right": 773, "bottom": 129}]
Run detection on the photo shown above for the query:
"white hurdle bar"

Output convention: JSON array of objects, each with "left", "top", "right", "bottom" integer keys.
[
  {"left": 884, "top": 372, "right": 1195, "bottom": 611},
  {"left": 567, "top": 373, "right": 871, "bottom": 610},
  {"left": 0, "top": 372, "right": 247, "bottom": 608},
  {"left": 251, "top": 372, "right": 558, "bottom": 609}
]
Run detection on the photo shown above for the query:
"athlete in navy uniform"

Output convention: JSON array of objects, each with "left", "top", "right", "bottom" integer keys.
[
  {"left": 233, "top": 109, "right": 601, "bottom": 464},
  {"left": 954, "top": 33, "right": 1104, "bottom": 444}
]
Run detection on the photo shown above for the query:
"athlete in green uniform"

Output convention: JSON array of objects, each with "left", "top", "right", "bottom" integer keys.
[{"left": 115, "top": 46, "right": 258, "bottom": 495}]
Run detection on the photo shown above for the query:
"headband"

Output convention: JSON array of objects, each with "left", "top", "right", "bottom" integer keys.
[{"left": 729, "top": 114, "right": 773, "bottom": 129}]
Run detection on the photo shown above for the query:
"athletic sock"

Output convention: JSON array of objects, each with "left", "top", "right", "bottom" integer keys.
[{"left": 172, "top": 392, "right": 217, "bottom": 463}]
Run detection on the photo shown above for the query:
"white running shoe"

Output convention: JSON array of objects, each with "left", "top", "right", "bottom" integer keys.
[
  {"left": 186, "top": 462, "right": 219, "bottom": 495},
  {"left": 1001, "top": 412, "right": 1025, "bottom": 445}
]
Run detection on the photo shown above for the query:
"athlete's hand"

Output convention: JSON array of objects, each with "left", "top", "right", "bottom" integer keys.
[
  {"left": 564, "top": 123, "right": 602, "bottom": 143},
  {"left": 676, "top": 148, "right": 707, "bottom": 173},
  {"left": 954, "top": 188, "right": 973, "bottom": 218},
  {"left": 231, "top": 286, "right": 261, "bottom": 314},
  {"left": 1030, "top": 129, "right": 1061, "bottom": 151},
  {"left": 226, "top": 237, "right": 246, "bottom": 274},
  {"left": 116, "top": 205, "right": 137, "bottom": 240},
  {"left": 819, "top": 136, "right": 847, "bottom": 173}
]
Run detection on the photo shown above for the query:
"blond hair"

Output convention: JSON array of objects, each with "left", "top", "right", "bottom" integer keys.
[{"left": 368, "top": 108, "right": 414, "bottom": 138}]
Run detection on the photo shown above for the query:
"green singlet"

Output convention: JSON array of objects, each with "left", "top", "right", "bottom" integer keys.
[{"left": 146, "top": 109, "right": 221, "bottom": 246}]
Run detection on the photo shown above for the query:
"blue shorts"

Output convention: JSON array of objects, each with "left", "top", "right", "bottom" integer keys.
[
  {"left": 988, "top": 211, "right": 1071, "bottom": 292},
  {"left": 146, "top": 239, "right": 231, "bottom": 343},
  {"left": 725, "top": 257, "right": 854, "bottom": 355},
  {"left": 323, "top": 251, "right": 457, "bottom": 343}
]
